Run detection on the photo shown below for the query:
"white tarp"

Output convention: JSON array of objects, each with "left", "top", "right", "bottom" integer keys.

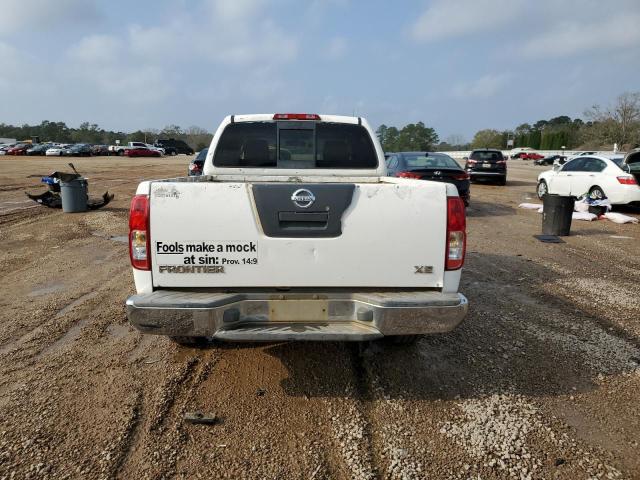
[
  {"left": 572, "top": 212, "right": 597, "bottom": 221},
  {"left": 603, "top": 212, "right": 639, "bottom": 224},
  {"left": 519, "top": 203, "right": 543, "bottom": 210}
]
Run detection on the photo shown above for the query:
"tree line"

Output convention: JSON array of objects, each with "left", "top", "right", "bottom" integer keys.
[
  {"left": 3, "top": 91, "right": 638, "bottom": 153},
  {"left": 375, "top": 122, "right": 439, "bottom": 152},
  {"left": 0, "top": 121, "right": 213, "bottom": 151},
  {"left": 466, "top": 91, "right": 640, "bottom": 151},
  {"left": 378, "top": 91, "right": 640, "bottom": 153}
]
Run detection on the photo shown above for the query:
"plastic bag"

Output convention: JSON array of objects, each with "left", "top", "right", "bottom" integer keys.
[
  {"left": 603, "top": 212, "right": 639, "bottom": 224},
  {"left": 572, "top": 212, "right": 597, "bottom": 221},
  {"left": 575, "top": 195, "right": 612, "bottom": 212},
  {"left": 519, "top": 203, "right": 543, "bottom": 210},
  {"left": 574, "top": 199, "right": 590, "bottom": 213}
]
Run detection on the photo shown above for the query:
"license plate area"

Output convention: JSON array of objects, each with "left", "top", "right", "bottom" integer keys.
[
  {"left": 483, "top": 163, "right": 492, "bottom": 168},
  {"left": 269, "top": 300, "right": 329, "bottom": 322}
]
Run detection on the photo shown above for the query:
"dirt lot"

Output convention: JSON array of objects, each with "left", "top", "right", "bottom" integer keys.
[{"left": 1, "top": 155, "right": 639, "bottom": 480}]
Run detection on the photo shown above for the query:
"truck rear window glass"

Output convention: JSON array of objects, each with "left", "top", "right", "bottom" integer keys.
[
  {"left": 279, "top": 129, "right": 314, "bottom": 166},
  {"left": 470, "top": 151, "right": 502, "bottom": 161},
  {"left": 213, "top": 121, "right": 377, "bottom": 169},
  {"left": 213, "top": 123, "right": 278, "bottom": 167}
]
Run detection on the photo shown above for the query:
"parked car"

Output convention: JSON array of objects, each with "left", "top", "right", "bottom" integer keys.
[
  {"left": 6, "top": 143, "right": 31, "bottom": 155},
  {"left": 126, "top": 113, "right": 468, "bottom": 345},
  {"left": 537, "top": 154, "right": 640, "bottom": 205},
  {"left": 622, "top": 148, "right": 640, "bottom": 176},
  {"left": 464, "top": 149, "right": 507, "bottom": 185},
  {"left": 91, "top": 144, "right": 110, "bottom": 156},
  {"left": 386, "top": 151, "right": 470, "bottom": 206},
  {"left": 46, "top": 145, "right": 70, "bottom": 156},
  {"left": 65, "top": 144, "right": 92, "bottom": 156},
  {"left": 534, "top": 154, "right": 567, "bottom": 166},
  {"left": 188, "top": 148, "right": 208, "bottom": 176},
  {"left": 517, "top": 152, "right": 544, "bottom": 160},
  {"left": 125, "top": 147, "right": 161, "bottom": 157},
  {"left": 26, "top": 143, "right": 52, "bottom": 155},
  {"left": 154, "top": 138, "right": 194, "bottom": 155},
  {"left": 129, "top": 142, "right": 165, "bottom": 155},
  {"left": 620, "top": 148, "right": 640, "bottom": 188},
  {"left": 569, "top": 151, "right": 598, "bottom": 159},
  {"left": 110, "top": 142, "right": 165, "bottom": 156},
  {"left": 0, "top": 144, "right": 14, "bottom": 155},
  {"left": 509, "top": 147, "right": 534, "bottom": 159}
]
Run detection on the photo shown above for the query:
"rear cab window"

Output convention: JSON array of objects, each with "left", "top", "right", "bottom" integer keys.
[{"left": 213, "top": 121, "right": 378, "bottom": 169}]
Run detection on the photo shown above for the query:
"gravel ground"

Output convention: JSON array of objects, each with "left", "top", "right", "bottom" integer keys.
[{"left": 0, "top": 155, "right": 639, "bottom": 479}]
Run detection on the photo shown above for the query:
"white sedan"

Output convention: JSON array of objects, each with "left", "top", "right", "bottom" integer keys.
[
  {"left": 45, "top": 145, "right": 68, "bottom": 156},
  {"left": 537, "top": 154, "right": 640, "bottom": 205}
]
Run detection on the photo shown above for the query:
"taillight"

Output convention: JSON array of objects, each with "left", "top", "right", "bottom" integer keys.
[
  {"left": 497, "top": 160, "right": 507, "bottom": 165},
  {"left": 129, "top": 195, "right": 150, "bottom": 270},
  {"left": 273, "top": 113, "right": 321, "bottom": 120},
  {"left": 446, "top": 196, "right": 466, "bottom": 270},
  {"left": 396, "top": 171, "right": 422, "bottom": 179},
  {"left": 467, "top": 159, "right": 477, "bottom": 165},
  {"left": 617, "top": 176, "right": 637, "bottom": 185},
  {"left": 452, "top": 173, "right": 470, "bottom": 181}
]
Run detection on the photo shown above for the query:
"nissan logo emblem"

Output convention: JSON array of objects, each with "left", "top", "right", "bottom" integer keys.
[{"left": 291, "top": 188, "right": 315, "bottom": 208}]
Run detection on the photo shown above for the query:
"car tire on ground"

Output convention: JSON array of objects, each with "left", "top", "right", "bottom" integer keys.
[
  {"left": 589, "top": 186, "right": 606, "bottom": 200},
  {"left": 169, "top": 336, "right": 210, "bottom": 347},
  {"left": 170, "top": 151, "right": 177, "bottom": 156},
  {"left": 118, "top": 150, "right": 125, "bottom": 156},
  {"left": 537, "top": 180, "right": 548, "bottom": 199},
  {"left": 498, "top": 177, "right": 507, "bottom": 186}
]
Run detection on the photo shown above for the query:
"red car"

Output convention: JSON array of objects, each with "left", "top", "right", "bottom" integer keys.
[
  {"left": 6, "top": 143, "right": 31, "bottom": 155},
  {"left": 125, "top": 147, "right": 161, "bottom": 157},
  {"left": 518, "top": 152, "right": 544, "bottom": 160}
]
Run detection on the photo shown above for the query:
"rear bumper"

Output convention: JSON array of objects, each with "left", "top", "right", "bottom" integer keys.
[
  {"left": 126, "top": 290, "right": 468, "bottom": 341},
  {"left": 609, "top": 186, "right": 640, "bottom": 205},
  {"left": 467, "top": 170, "right": 506, "bottom": 177}
]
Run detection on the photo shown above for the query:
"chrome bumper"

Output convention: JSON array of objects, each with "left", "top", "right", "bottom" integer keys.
[
  {"left": 468, "top": 170, "right": 505, "bottom": 176},
  {"left": 126, "top": 290, "right": 468, "bottom": 342}
]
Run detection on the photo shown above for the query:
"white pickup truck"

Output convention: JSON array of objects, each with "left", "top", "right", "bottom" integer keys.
[{"left": 126, "top": 113, "right": 468, "bottom": 344}]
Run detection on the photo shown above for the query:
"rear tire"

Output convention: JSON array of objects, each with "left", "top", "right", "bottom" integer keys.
[
  {"left": 118, "top": 149, "right": 125, "bottom": 156},
  {"left": 170, "top": 336, "right": 210, "bottom": 347},
  {"left": 498, "top": 177, "right": 507, "bottom": 186},
  {"left": 589, "top": 186, "right": 605, "bottom": 200}
]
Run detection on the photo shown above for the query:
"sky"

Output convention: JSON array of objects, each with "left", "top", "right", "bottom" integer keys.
[{"left": 1, "top": 0, "right": 640, "bottom": 142}]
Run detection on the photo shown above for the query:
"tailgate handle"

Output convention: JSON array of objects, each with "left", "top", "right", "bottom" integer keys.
[{"left": 278, "top": 211, "right": 328, "bottom": 230}]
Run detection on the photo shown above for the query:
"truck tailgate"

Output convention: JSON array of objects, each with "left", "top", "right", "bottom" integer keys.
[{"left": 149, "top": 180, "right": 448, "bottom": 288}]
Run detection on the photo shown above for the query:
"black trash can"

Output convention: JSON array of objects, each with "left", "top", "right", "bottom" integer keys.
[{"left": 542, "top": 194, "right": 574, "bottom": 236}]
